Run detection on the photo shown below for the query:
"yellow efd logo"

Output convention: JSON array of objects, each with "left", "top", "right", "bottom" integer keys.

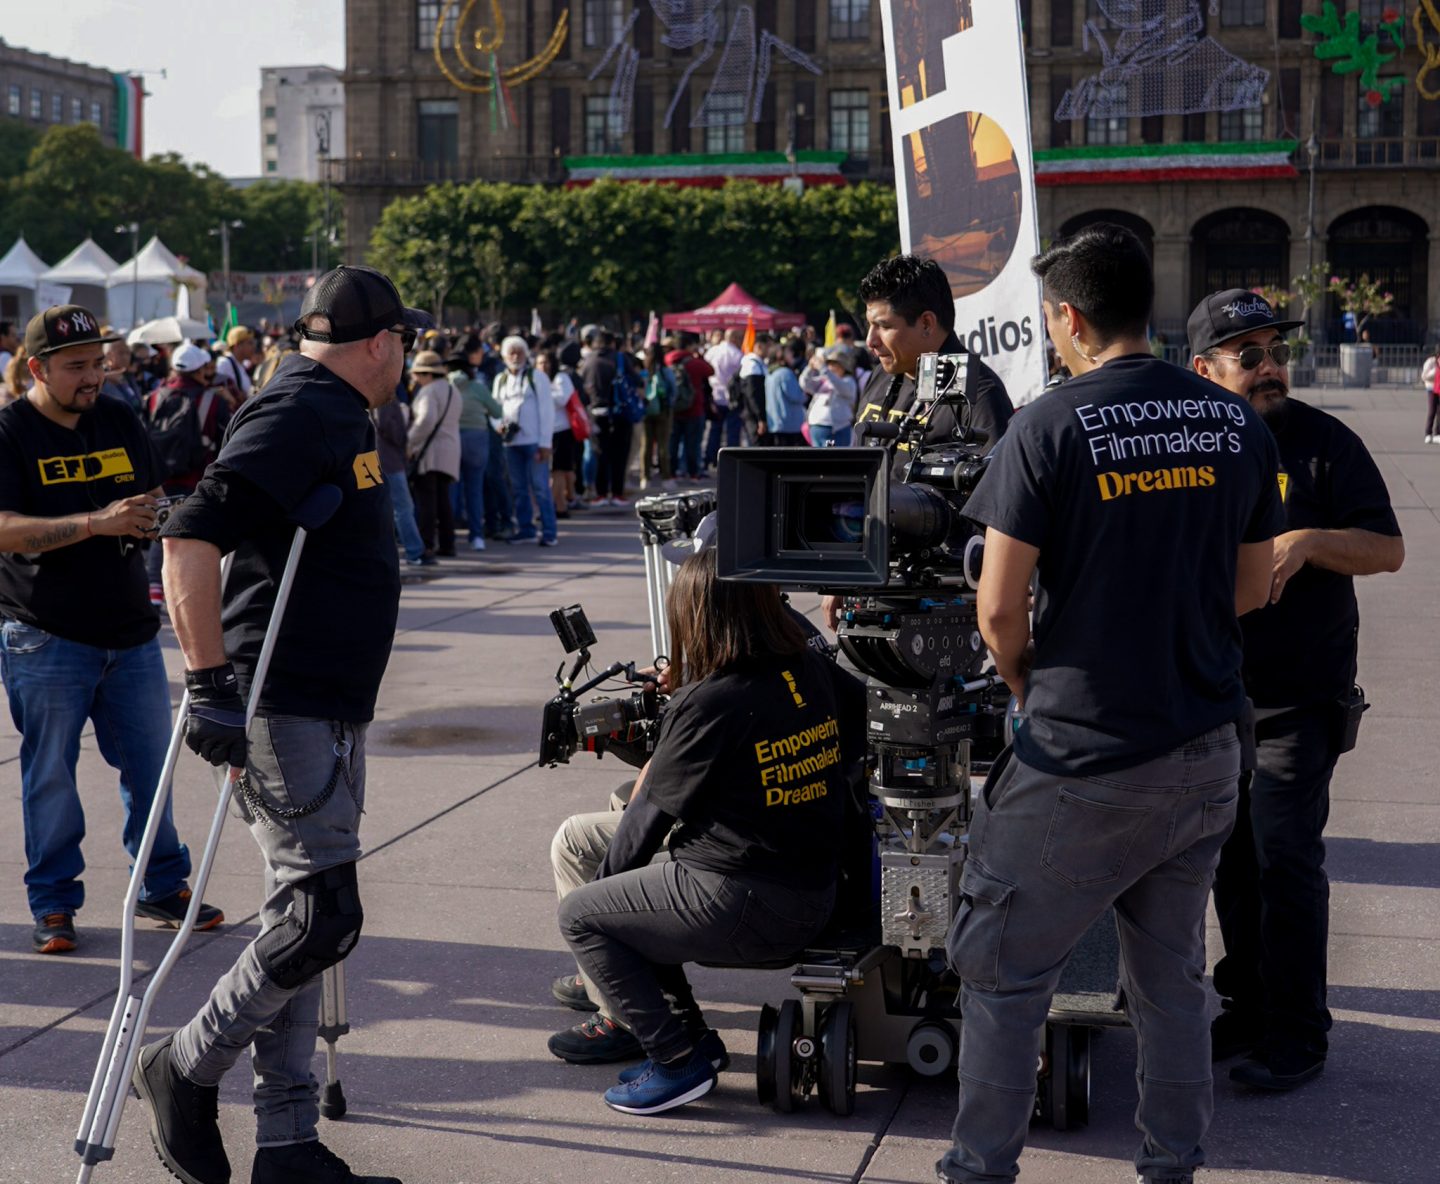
[
  {"left": 37, "top": 448, "right": 136, "bottom": 485},
  {"left": 780, "top": 669, "right": 807, "bottom": 708},
  {"left": 1277, "top": 471, "right": 1289, "bottom": 502},
  {"left": 352, "top": 450, "right": 385, "bottom": 490}
]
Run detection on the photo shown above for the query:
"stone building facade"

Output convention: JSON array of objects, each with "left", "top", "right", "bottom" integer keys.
[
  {"left": 337, "top": 1, "right": 1440, "bottom": 342},
  {"left": 0, "top": 38, "right": 122, "bottom": 151}
]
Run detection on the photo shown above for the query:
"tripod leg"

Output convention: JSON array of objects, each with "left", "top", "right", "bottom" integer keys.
[{"left": 318, "top": 960, "right": 349, "bottom": 1119}]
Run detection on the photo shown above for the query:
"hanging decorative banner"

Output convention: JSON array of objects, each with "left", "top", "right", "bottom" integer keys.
[
  {"left": 880, "top": 0, "right": 1046, "bottom": 404},
  {"left": 434, "top": 0, "right": 568, "bottom": 97},
  {"left": 111, "top": 74, "right": 144, "bottom": 159},
  {"left": 1035, "top": 140, "right": 1299, "bottom": 186},
  {"left": 1302, "top": 0, "right": 1406, "bottom": 105}
]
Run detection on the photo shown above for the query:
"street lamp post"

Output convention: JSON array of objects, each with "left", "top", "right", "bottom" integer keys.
[
  {"left": 210, "top": 219, "right": 244, "bottom": 327},
  {"left": 1306, "top": 134, "right": 1319, "bottom": 344},
  {"left": 315, "top": 110, "right": 333, "bottom": 270},
  {"left": 114, "top": 221, "right": 140, "bottom": 329}
]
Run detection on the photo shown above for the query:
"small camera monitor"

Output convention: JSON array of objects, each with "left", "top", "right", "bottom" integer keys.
[{"left": 715, "top": 447, "right": 891, "bottom": 586}]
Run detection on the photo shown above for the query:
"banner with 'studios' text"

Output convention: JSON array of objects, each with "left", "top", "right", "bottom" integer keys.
[{"left": 880, "top": 0, "right": 1047, "bottom": 405}]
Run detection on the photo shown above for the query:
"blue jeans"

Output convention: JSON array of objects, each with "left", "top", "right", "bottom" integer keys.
[
  {"left": 0, "top": 621, "right": 190, "bottom": 918},
  {"left": 505, "top": 443, "right": 558, "bottom": 542},
  {"left": 809, "top": 424, "right": 853, "bottom": 448},
  {"left": 452, "top": 428, "right": 489, "bottom": 539},
  {"left": 384, "top": 469, "right": 426, "bottom": 562},
  {"left": 482, "top": 426, "right": 514, "bottom": 536},
  {"left": 938, "top": 727, "right": 1240, "bottom": 1184},
  {"left": 703, "top": 407, "right": 743, "bottom": 469},
  {"left": 582, "top": 437, "right": 599, "bottom": 492},
  {"left": 670, "top": 417, "right": 705, "bottom": 478}
]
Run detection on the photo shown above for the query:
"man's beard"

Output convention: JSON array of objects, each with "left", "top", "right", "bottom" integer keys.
[{"left": 1251, "top": 377, "right": 1289, "bottom": 422}]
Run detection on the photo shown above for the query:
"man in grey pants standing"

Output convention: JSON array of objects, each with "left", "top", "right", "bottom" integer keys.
[
  {"left": 130, "top": 266, "right": 429, "bottom": 1184},
  {"left": 936, "top": 225, "right": 1284, "bottom": 1184}
]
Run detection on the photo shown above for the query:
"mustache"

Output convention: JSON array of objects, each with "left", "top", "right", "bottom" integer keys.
[{"left": 1252, "top": 378, "right": 1288, "bottom": 397}]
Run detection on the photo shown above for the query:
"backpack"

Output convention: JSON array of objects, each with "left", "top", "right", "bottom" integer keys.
[
  {"left": 612, "top": 357, "right": 646, "bottom": 424},
  {"left": 146, "top": 387, "right": 220, "bottom": 482},
  {"left": 669, "top": 362, "right": 696, "bottom": 414},
  {"left": 644, "top": 367, "right": 673, "bottom": 418}
]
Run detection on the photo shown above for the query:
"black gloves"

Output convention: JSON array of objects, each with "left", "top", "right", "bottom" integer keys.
[{"left": 184, "top": 663, "right": 248, "bottom": 768}]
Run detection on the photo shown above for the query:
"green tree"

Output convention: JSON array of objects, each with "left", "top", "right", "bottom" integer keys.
[{"left": 0, "top": 120, "right": 40, "bottom": 183}]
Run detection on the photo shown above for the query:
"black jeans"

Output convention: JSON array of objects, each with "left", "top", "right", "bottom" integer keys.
[
  {"left": 1426, "top": 391, "right": 1440, "bottom": 437},
  {"left": 411, "top": 471, "right": 454, "bottom": 555},
  {"left": 1212, "top": 703, "right": 1338, "bottom": 1059},
  {"left": 593, "top": 415, "right": 633, "bottom": 499},
  {"left": 559, "top": 859, "right": 833, "bottom": 1063}
]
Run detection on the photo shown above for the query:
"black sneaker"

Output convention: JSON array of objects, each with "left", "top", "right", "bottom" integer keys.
[
  {"left": 1210, "top": 1008, "right": 1263, "bottom": 1061},
  {"left": 32, "top": 912, "right": 77, "bottom": 954},
  {"left": 251, "top": 1139, "right": 400, "bottom": 1183},
  {"left": 132, "top": 1036, "right": 230, "bottom": 1184},
  {"left": 135, "top": 889, "right": 224, "bottom": 931},
  {"left": 551, "top": 973, "right": 598, "bottom": 1012},
  {"left": 1230, "top": 1047, "right": 1325, "bottom": 1091},
  {"left": 547, "top": 1016, "right": 643, "bottom": 1064}
]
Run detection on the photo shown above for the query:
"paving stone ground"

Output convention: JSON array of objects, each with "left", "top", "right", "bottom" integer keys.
[{"left": 0, "top": 385, "right": 1435, "bottom": 1184}]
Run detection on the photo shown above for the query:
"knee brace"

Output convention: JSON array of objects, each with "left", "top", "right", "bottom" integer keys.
[{"left": 256, "top": 861, "right": 363, "bottom": 989}]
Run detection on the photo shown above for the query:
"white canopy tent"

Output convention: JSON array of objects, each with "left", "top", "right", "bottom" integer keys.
[
  {"left": 40, "top": 238, "right": 121, "bottom": 323},
  {"left": 0, "top": 236, "right": 50, "bottom": 324},
  {"left": 107, "top": 236, "right": 207, "bottom": 331}
]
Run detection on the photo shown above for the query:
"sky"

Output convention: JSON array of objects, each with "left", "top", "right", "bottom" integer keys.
[{"left": 1, "top": 0, "right": 345, "bottom": 177}]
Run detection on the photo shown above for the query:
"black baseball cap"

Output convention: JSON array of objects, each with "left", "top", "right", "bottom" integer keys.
[
  {"left": 294, "top": 265, "right": 433, "bottom": 344},
  {"left": 1187, "top": 289, "right": 1303, "bottom": 358},
  {"left": 24, "top": 304, "right": 121, "bottom": 358}
]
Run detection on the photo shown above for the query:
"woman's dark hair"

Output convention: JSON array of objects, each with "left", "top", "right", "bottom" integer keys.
[
  {"left": 644, "top": 342, "right": 664, "bottom": 372},
  {"left": 1030, "top": 223, "right": 1153, "bottom": 344},
  {"left": 858, "top": 254, "right": 956, "bottom": 333},
  {"left": 666, "top": 551, "right": 805, "bottom": 687},
  {"left": 446, "top": 352, "right": 472, "bottom": 378},
  {"left": 536, "top": 346, "right": 559, "bottom": 373}
]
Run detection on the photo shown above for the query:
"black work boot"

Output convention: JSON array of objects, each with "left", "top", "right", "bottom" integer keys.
[
  {"left": 131, "top": 1035, "right": 230, "bottom": 1184},
  {"left": 251, "top": 1140, "right": 401, "bottom": 1184}
]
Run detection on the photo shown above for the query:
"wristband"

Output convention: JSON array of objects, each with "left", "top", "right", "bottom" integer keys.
[{"left": 185, "top": 663, "right": 239, "bottom": 694}]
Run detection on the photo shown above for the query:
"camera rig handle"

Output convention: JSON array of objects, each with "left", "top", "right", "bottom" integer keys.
[{"left": 556, "top": 656, "right": 630, "bottom": 698}]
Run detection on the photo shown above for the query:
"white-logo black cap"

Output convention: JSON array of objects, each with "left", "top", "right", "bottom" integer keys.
[
  {"left": 24, "top": 304, "right": 121, "bottom": 358},
  {"left": 1187, "top": 288, "right": 1304, "bottom": 357}
]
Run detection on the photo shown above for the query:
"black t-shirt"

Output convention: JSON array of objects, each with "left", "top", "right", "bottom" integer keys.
[
  {"left": 853, "top": 332, "right": 1013, "bottom": 473},
  {"left": 0, "top": 395, "right": 162, "bottom": 648},
  {"left": 1241, "top": 397, "right": 1400, "bottom": 708},
  {"left": 162, "top": 355, "right": 401, "bottom": 722},
  {"left": 963, "top": 355, "right": 1284, "bottom": 775},
  {"left": 644, "top": 649, "right": 866, "bottom": 890}
]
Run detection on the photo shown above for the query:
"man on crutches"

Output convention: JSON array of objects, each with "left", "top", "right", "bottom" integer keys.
[{"left": 131, "top": 267, "right": 430, "bottom": 1184}]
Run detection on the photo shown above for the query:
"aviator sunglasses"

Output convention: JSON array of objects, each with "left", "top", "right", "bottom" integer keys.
[{"left": 1209, "top": 342, "right": 1291, "bottom": 371}]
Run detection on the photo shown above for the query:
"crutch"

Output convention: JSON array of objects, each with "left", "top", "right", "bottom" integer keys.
[
  {"left": 318, "top": 959, "right": 349, "bottom": 1119},
  {"left": 74, "top": 484, "right": 343, "bottom": 1182}
]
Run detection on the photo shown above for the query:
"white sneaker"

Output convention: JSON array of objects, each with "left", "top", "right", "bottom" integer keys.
[{"left": 470, "top": 536, "right": 486, "bottom": 551}]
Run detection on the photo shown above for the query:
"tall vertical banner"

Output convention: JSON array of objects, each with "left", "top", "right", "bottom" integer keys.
[
  {"left": 880, "top": 1, "right": 1046, "bottom": 404},
  {"left": 111, "top": 74, "right": 144, "bottom": 160}
]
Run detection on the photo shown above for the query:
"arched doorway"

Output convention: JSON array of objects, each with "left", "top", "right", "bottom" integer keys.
[
  {"left": 1326, "top": 207, "right": 1429, "bottom": 343},
  {"left": 1189, "top": 208, "right": 1290, "bottom": 311},
  {"left": 1059, "top": 209, "right": 1155, "bottom": 258}
]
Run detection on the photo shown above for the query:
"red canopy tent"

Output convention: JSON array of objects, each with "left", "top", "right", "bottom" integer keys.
[{"left": 661, "top": 282, "right": 807, "bottom": 334}]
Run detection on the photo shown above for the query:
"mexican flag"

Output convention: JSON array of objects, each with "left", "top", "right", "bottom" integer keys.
[
  {"left": 111, "top": 74, "right": 144, "bottom": 159},
  {"left": 564, "top": 151, "right": 848, "bottom": 189},
  {"left": 1034, "top": 141, "right": 1298, "bottom": 186}
]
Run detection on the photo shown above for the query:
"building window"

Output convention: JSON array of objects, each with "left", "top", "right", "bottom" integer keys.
[
  {"left": 829, "top": 89, "right": 870, "bottom": 154},
  {"left": 417, "top": 98, "right": 459, "bottom": 164},
  {"left": 30, "top": 89, "right": 42, "bottom": 120},
  {"left": 416, "top": 0, "right": 456, "bottom": 50},
  {"left": 584, "top": 96, "right": 624, "bottom": 153},
  {"left": 1356, "top": 86, "right": 1404, "bottom": 162},
  {"left": 71, "top": 97, "right": 83, "bottom": 123},
  {"left": 583, "top": 0, "right": 626, "bottom": 48},
  {"left": 1086, "top": 86, "right": 1128, "bottom": 144},
  {"left": 830, "top": 0, "right": 870, "bottom": 40},
  {"left": 51, "top": 93, "right": 63, "bottom": 122},
  {"left": 264, "top": 105, "right": 276, "bottom": 119},
  {"left": 7, "top": 85, "right": 19, "bottom": 117},
  {"left": 266, "top": 160, "right": 277, "bottom": 173},
  {"left": 266, "top": 133, "right": 277, "bottom": 146},
  {"left": 1052, "top": 0, "right": 1074, "bottom": 45},
  {"left": 1219, "top": 106, "right": 1263, "bottom": 140},
  {"left": 1220, "top": 0, "right": 1265, "bottom": 26},
  {"left": 703, "top": 93, "right": 746, "bottom": 152},
  {"left": 90, "top": 99, "right": 102, "bottom": 125}
]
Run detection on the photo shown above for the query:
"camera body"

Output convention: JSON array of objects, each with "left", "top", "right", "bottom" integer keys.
[{"left": 538, "top": 605, "right": 666, "bottom": 768}]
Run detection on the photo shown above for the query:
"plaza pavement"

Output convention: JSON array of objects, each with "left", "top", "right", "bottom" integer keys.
[{"left": 0, "top": 384, "right": 1435, "bottom": 1184}]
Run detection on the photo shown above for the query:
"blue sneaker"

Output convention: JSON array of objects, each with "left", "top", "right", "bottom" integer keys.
[
  {"left": 618, "top": 1029, "right": 729, "bottom": 1083},
  {"left": 603, "top": 1047, "right": 716, "bottom": 1115}
]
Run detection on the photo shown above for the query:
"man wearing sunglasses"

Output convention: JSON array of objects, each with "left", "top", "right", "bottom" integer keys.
[
  {"left": 132, "top": 267, "right": 430, "bottom": 1184},
  {"left": 1190, "top": 289, "right": 1405, "bottom": 1093}
]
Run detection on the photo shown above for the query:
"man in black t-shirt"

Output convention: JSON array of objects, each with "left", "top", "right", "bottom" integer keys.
[
  {"left": 1190, "top": 290, "right": 1404, "bottom": 1092},
  {"left": 0, "top": 304, "right": 221, "bottom": 956},
  {"left": 936, "top": 227, "right": 1283, "bottom": 1184},
  {"left": 131, "top": 268, "right": 428, "bottom": 1184}
]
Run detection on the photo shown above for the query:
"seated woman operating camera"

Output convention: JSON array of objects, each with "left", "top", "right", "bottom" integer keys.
[{"left": 558, "top": 549, "right": 865, "bottom": 1116}]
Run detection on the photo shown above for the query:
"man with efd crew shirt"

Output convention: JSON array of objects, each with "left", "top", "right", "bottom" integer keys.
[
  {"left": 131, "top": 266, "right": 429, "bottom": 1184},
  {"left": 1190, "top": 289, "right": 1403, "bottom": 1092},
  {"left": 936, "top": 225, "right": 1284, "bottom": 1184}
]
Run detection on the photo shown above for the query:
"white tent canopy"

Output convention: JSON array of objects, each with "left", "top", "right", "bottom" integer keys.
[
  {"left": 0, "top": 236, "right": 51, "bottom": 323},
  {"left": 37, "top": 237, "right": 120, "bottom": 322},
  {"left": 107, "top": 235, "right": 207, "bottom": 330}
]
